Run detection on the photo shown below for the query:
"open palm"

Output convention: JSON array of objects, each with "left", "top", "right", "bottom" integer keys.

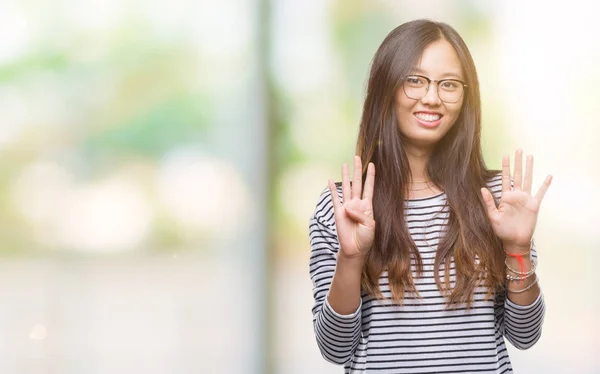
[
  {"left": 481, "top": 149, "right": 552, "bottom": 251},
  {"left": 328, "top": 156, "right": 376, "bottom": 259}
]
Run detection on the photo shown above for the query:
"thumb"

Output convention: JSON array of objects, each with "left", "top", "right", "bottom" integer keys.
[
  {"left": 345, "top": 206, "right": 376, "bottom": 229},
  {"left": 480, "top": 188, "right": 498, "bottom": 218}
]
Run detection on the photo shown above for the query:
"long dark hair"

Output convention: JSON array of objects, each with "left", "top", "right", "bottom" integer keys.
[{"left": 356, "top": 19, "right": 504, "bottom": 307}]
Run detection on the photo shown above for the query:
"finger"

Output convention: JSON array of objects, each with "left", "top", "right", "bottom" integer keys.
[
  {"left": 480, "top": 188, "right": 498, "bottom": 218},
  {"left": 328, "top": 179, "right": 342, "bottom": 212},
  {"left": 362, "top": 162, "right": 376, "bottom": 205},
  {"left": 534, "top": 175, "right": 553, "bottom": 203},
  {"left": 342, "top": 163, "right": 351, "bottom": 204},
  {"left": 522, "top": 155, "right": 534, "bottom": 193},
  {"left": 502, "top": 155, "right": 511, "bottom": 193},
  {"left": 513, "top": 149, "right": 523, "bottom": 190},
  {"left": 352, "top": 156, "right": 362, "bottom": 199},
  {"left": 344, "top": 206, "right": 376, "bottom": 228}
]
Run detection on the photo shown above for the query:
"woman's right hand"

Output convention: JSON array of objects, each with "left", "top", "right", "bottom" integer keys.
[{"left": 328, "top": 155, "right": 376, "bottom": 261}]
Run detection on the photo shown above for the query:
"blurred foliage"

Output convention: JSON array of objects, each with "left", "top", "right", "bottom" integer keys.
[
  {"left": 0, "top": 11, "right": 214, "bottom": 255},
  {"left": 0, "top": 1, "right": 508, "bottom": 257},
  {"left": 83, "top": 94, "right": 210, "bottom": 159}
]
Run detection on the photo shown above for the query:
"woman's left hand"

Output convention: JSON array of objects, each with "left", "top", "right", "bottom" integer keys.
[{"left": 481, "top": 149, "right": 553, "bottom": 253}]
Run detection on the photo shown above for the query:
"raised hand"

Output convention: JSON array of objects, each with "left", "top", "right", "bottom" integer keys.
[
  {"left": 328, "top": 156, "right": 376, "bottom": 260},
  {"left": 480, "top": 149, "right": 552, "bottom": 252}
]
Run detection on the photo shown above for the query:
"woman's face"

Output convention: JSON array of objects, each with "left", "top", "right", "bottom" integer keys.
[{"left": 395, "top": 39, "right": 465, "bottom": 150}]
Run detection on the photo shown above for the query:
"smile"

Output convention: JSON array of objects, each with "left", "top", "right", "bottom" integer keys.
[
  {"left": 414, "top": 112, "right": 443, "bottom": 128},
  {"left": 415, "top": 112, "right": 441, "bottom": 121}
]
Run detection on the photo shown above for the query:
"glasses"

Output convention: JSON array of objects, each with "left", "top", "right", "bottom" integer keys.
[{"left": 402, "top": 75, "right": 467, "bottom": 103}]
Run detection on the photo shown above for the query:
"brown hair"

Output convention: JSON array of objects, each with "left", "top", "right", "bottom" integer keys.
[{"left": 356, "top": 19, "right": 504, "bottom": 307}]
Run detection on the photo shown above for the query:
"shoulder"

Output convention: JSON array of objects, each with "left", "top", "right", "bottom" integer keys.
[{"left": 310, "top": 183, "right": 343, "bottom": 228}]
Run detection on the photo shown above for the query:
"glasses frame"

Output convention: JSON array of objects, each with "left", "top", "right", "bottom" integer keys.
[{"left": 402, "top": 74, "right": 468, "bottom": 103}]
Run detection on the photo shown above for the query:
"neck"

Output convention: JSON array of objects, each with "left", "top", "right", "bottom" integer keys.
[{"left": 404, "top": 144, "right": 433, "bottom": 182}]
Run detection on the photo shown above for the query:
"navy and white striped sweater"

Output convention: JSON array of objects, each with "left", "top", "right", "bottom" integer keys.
[{"left": 308, "top": 174, "right": 544, "bottom": 373}]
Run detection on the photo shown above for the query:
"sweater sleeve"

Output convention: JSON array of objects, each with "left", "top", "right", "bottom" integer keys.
[
  {"left": 308, "top": 186, "right": 362, "bottom": 364},
  {"left": 496, "top": 241, "right": 546, "bottom": 350},
  {"left": 488, "top": 172, "right": 546, "bottom": 349}
]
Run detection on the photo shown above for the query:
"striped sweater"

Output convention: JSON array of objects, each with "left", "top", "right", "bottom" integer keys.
[{"left": 308, "top": 174, "right": 544, "bottom": 373}]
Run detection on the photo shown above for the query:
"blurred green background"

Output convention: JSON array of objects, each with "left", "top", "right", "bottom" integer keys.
[{"left": 0, "top": 0, "right": 598, "bottom": 373}]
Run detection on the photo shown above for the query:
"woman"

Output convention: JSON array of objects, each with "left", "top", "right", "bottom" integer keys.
[{"left": 308, "top": 19, "right": 552, "bottom": 373}]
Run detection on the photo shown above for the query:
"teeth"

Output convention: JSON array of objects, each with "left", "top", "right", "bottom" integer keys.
[{"left": 415, "top": 113, "right": 441, "bottom": 122}]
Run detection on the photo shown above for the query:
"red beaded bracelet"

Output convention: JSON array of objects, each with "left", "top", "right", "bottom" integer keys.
[{"left": 504, "top": 239, "right": 533, "bottom": 285}]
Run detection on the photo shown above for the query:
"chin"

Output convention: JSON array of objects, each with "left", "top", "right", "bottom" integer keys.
[{"left": 406, "top": 130, "right": 447, "bottom": 147}]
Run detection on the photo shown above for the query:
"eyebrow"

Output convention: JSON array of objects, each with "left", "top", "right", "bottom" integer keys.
[{"left": 410, "top": 67, "right": 464, "bottom": 80}]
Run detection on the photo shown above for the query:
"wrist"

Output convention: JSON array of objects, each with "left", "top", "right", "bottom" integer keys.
[
  {"left": 337, "top": 251, "right": 366, "bottom": 269},
  {"left": 503, "top": 242, "right": 531, "bottom": 255},
  {"left": 504, "top": 246, "right": 529, "bottom": 255}
]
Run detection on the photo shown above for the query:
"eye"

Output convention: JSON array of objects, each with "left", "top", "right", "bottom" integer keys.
[
  {"left": 440, "top": 80, "right": 461, "bottom": 91},
  {"left": 405, "top": 76, "right": 426, "bottom": 87}
]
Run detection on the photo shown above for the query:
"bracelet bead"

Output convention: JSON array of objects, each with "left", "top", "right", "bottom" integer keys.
[{"left": 506, "top": 275, "right": 539, "bottom": 294}]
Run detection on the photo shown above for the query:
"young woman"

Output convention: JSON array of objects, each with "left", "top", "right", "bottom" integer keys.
[{"left": 308, "top": 19, "right": 552, "bottom": 373}]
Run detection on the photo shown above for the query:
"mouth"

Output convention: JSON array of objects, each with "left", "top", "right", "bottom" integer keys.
[{"left": 414, "top": 111, "right": 443, "bottom": 128}]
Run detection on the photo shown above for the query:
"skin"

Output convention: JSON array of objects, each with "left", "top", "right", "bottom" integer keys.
[
  {"left": 482, "top": 150, "right": 553, "bottom": 304},
  {"left": 326, "top": 40, "right": 553, "bottom": 315},
  {"left": 395, "top": 40, "right": 465, "bottom": 197},
  {"left": 395, "top": 40, "right": 464, "bottom": 155}
]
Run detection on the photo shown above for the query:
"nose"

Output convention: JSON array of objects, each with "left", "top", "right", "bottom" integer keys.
[{"left": 420, "top": 82, "right": 442, "bottom": 106}]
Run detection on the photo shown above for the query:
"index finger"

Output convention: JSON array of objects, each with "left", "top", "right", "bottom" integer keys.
[
  {"left": 352, "top": 156, "right": 363, "bottom": 199},
  {"left": 362, "top": 162, "right": 376, "bottom": 205}
]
